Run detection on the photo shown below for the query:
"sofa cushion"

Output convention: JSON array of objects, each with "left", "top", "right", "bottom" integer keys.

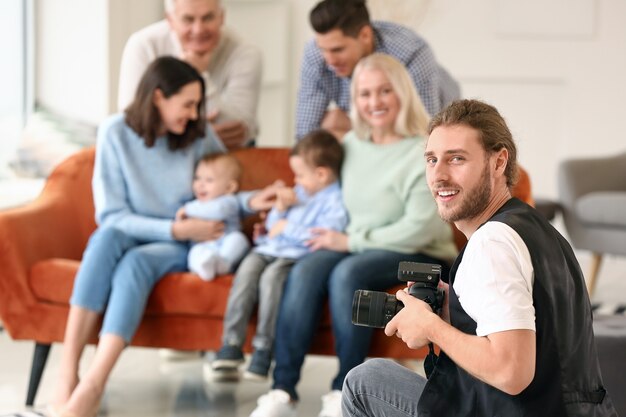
[
  {"left": 29, "top": 258, "right": 236, "bottom": 318},
  {"left": 576, "top": 192, "right": 626, "bottom": 227}
]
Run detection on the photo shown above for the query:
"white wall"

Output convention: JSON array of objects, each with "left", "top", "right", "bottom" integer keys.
[
  {"left": 36, "top": 0, "right": 162, "bottom": 125},
  {"left": 36, "top": 0, "right": 109, "bottom": 125},
  {"left": 414, "top": 0, "right": 626, "bottom": 199}
]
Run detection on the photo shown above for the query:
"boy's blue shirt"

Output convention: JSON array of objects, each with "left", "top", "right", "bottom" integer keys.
[{"left": 254, "top": 181, "right": 348, "bottom": 259}]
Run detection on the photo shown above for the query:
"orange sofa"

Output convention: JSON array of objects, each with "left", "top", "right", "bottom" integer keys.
[{"left": 0, "top": 146, "right": 532, "bottom": 406}]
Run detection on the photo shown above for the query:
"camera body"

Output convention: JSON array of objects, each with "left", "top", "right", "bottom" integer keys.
[{"left": 351, "top": 262, "right": 444, "bottom": 328}]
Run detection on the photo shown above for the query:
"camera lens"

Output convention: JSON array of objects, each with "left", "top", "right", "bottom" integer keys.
[{"left": 352, "top": 290, "right": 403, "bottom": 328}]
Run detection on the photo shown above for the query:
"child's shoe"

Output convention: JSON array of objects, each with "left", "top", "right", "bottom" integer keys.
[
  {"left": 243, "top": 349, "right": 272, "bottom": 381},
  {"left": 207, "top": 345, "right": 244, "bottom": 381}
]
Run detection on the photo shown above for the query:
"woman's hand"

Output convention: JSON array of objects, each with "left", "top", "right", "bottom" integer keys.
[
  {"left": 172, "top": 218, "right": 224, "bottom": 242},
  {"left": 249, "top": 180, "right": 285, "bottom": 211},
  {"left": 307, "top": 228, "right": 349, "bottom": 252},
  {"left": 175, "top": 207, "right": 187, "bottom": 221}
]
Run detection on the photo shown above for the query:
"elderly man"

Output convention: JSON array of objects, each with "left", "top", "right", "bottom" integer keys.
[
  {"left": 296, "top": 0, "right": 460, "bottom": 140},
  {"left": 118, "top": 0, "right": 262, "bottom": 149}
]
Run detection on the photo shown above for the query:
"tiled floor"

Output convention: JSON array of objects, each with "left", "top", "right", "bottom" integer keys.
[{"left": 0, "top": 335, "right": 345, "bottom": 417}]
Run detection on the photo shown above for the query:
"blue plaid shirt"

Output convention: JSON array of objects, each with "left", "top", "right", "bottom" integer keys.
[{"left": 295, "top": 21, "right": 460, "bottom": 139}]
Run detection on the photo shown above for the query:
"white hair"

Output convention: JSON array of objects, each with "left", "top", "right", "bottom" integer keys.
[{"left": 164, "top": 0, "right": 222, "bottom": 14}]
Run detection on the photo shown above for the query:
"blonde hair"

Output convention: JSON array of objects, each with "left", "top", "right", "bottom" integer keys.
[{"left": 350, "top": 53, "right": 430, "bottom": 139}]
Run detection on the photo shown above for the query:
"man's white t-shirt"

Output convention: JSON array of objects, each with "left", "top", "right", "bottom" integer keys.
[{"left": 453, "top": 221, "right": 536, "bottom": 337}]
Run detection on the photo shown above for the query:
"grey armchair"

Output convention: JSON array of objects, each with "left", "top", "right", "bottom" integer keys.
[{"left": 558, "top": 152, "right": 626, "bottom": 295}]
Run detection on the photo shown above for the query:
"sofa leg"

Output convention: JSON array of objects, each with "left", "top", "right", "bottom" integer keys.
[
  {"left": 587, "top": 253, "right": 603, "bottom": 297},
  {"left": 26, "top": 343, "right": 51, "bottom": 407}
]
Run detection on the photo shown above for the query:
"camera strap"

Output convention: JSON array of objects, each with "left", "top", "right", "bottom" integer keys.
[{"left": 424, "top": 342, "right": 438, "bottom": 378}]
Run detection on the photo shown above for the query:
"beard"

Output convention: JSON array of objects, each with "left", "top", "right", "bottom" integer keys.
[{"left": 437, "top": 162, "right": 492, "bottom": 223}]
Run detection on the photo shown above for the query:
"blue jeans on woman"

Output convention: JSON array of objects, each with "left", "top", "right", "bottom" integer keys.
[
  {"left": 271, "top": 249, "right": 449, "bottom": 400},
  {"left": 70, "top": 226, "right": 189, "bottom": 343}
]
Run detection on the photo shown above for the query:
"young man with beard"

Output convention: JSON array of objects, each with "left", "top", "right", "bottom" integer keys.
[
  {"left": 296, "top": 0, "right": 459, "bottom": 140},
  {"left": 341, "top": 99, "right": 617, "bottom": 417}
]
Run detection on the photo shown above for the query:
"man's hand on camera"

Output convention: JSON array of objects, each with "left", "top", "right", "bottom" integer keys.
[
  {"left": 307, "top": 228, "right": 348, "bottom": 252},
  {"left": 385, "top": 290, "right": 438, "bottom": 350}
]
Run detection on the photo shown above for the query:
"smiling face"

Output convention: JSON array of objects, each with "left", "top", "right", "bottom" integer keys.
[
  {"left": 354, "top": 67, "right": 401, "bottom": 133},
  {"left": 167, "top": 0, "right": 224, "bottom": 55},
  {"left": 192, "top": 159, "right": 237, "bottom": 201},
  {"left": 153, "top": 80, "right": 202, "bottom": 135},
  {"left": 289, "top": 155, "right": 331, "bottom": 195},
  {"left": 425, "top": 124, "right": 495, "bottom": 225},
  {"left": 315, "top": 27, "right": 372, "bottom": 78}
]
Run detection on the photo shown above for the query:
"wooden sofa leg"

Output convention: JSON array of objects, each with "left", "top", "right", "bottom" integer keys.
[
  {"left": 26, "top": 343, "right": 51, "bottom": 407},
  {"left": 587, "top": 253, "right": 603, "bottom": 297}
]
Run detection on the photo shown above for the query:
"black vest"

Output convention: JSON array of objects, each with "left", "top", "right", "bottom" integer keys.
[{"left": 417, "top": 198, "right": 617, "bottom": 417}]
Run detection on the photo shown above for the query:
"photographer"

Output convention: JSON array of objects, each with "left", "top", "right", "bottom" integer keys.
[{"left": 342, "top": 100, "right": 617, "bottom": 416}]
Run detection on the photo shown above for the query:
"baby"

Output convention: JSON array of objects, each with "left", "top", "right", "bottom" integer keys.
[{"left": 178, "top": 153, "right": 250, "bottom": 281}]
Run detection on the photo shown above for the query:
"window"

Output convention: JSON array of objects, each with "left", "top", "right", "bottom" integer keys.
[{"left": 0, "top": 0, "right": 34, "bottom": 177}]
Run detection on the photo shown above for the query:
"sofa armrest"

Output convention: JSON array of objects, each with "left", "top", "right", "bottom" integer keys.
[{"left": 0, "top": 148, "right": 96, "bottom": 334}]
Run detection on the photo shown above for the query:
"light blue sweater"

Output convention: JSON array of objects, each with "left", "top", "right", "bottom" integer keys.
[{"left": 93, "top": 113, "right": 226, "bottom": 241}]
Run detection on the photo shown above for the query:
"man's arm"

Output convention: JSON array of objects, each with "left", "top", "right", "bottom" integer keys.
[
  {"left": 210, "top": 43, "right": 263, "bottom": 147},
  {"left": 320, "top": 108, "right": 351, "bottom": 141},
  {"left": 405, "top": 43, "right": 442, "bottom": 116},
  {"left": 295, "top": 41, "right": 332, "bottom": 140},
  {"left": 386, "top": 292, "right": 536, "bottom": 395}
]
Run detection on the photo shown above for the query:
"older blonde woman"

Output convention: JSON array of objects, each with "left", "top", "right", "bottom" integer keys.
[{"left": 249, "top": 53, "right": 457, "bottom": 417}]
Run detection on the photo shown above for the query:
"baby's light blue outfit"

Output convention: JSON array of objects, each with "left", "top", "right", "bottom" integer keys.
[{"left": 184, "top": 194, "right": 250, "bottom": 280}]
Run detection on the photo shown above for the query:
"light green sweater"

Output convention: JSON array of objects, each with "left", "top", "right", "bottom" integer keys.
[{"left": 342, "top": 131, "right": 457, "bottom": 261}]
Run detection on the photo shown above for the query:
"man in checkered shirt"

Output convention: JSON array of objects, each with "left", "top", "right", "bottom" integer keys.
[{"left": 296, "top": 0, "right": 460, "bottom": 141}]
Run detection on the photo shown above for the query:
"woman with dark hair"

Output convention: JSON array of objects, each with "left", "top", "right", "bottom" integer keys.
[{"left": 49, "top": 56, "right": 246, "bottom": 417}]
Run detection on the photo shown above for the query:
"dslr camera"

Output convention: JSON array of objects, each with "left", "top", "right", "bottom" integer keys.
[{"left": 352, "top": 262, "right": 444, "bottom": 328}]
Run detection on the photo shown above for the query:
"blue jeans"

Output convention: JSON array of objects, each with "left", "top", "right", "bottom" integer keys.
[
  {"left": 342, "top": 358, "right": 427, "bottom": 417},
  {"left": 70, "top": 226, "right": 189, "bottom": 342},
  {"left": 271, "top": 249, "right": 448, "bottom": 400}
]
